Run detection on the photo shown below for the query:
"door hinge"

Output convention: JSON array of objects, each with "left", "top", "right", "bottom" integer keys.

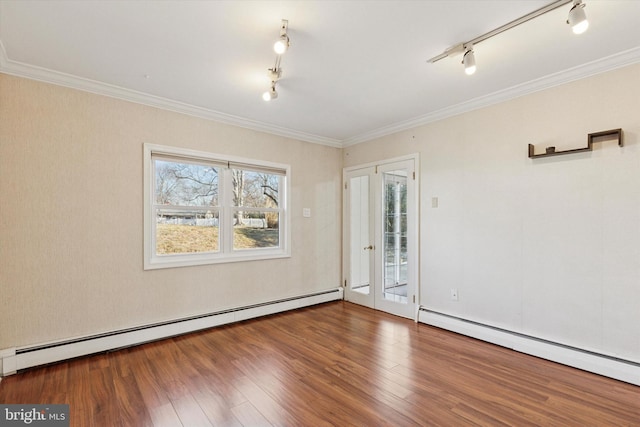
[
  {"left": 344, "top": 279, "right": 347, "bottom": 287},
  {"left": 412, "top": 171, "right": 415, "bottom": 180},
  {"left": 413, "top": 295, "right": 416, "bottom": 303},
  {"left": 344, "top": 182, "right": 347, "bottom": 190}
]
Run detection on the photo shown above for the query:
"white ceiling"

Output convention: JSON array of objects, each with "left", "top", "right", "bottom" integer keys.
[{"left": 1, "top": 1, "right": 639, "bottom": 147}]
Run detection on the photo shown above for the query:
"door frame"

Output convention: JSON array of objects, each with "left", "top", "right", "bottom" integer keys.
[{"left": 342, "top": 153, "right": 420, "bottom": 319}]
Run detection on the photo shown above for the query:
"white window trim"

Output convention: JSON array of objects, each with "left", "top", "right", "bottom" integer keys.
[{"left": 144, "top": 143, "right": 291, "bottom": 270}]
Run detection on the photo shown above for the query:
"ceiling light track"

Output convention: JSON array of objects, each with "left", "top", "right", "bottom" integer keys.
[
  {"left": 428, "top": 0, "right": 588, "bottom": 74},
  {"left": 263, "top": 19, "right": 290, "bottom": 101}
]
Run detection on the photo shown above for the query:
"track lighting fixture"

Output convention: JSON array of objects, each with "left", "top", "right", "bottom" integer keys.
[
  {"left": 263, "top": 19, "right": 290, "bottom": 101},
  {"left": 462, "top": 45, "right": 476, "bottom": 75},
  {"left": 567, "top": 0, "right": 588, "bottom": 34},
  {"left": 262, "top": 83, "right": 278, "bottom": 101},
  {"left": 267, "top": 67, "right": 282, "bottom": 83},
  {"left": 427, "top": 0, "right": 589, "bottom": 76},
  {"left": 273, "top": 20, "right": 290, "bottom": 55},
  {"left": 263, "top": 68, "right": 281, "bottom": 101},
  {"left": 274, "top": 35, "right": 289, "bottom": 55}
]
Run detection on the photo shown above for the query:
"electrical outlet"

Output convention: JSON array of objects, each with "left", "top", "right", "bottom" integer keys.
[{"left": 451, "top": 288, "right": 459, "bottom": 301}]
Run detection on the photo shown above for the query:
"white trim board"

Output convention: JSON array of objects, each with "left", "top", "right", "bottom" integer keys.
[
  {"left": 2, "top": 40, "right": 639, "bottom": 148},
  {"left": 0, "top": 41, "right": 341, "bottom": 149},
  {"left": 0, "top": 288, "right": 343, "bottom": 376},
  {"left": 418, "top": 308, "right": 640, "bottom": 387},
  {"left": 342, "top": 46, "right": 640, "bottom": 146}
]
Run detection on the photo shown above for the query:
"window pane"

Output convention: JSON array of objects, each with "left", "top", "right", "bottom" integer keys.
[
  {"left": 382, "top": 169, "right": 408, "bottom": 303},
  {"left": 146, "top": 144, "right": 291, "bottom": 269},
  {"left": 155, "top": 159, "right": 218, "bottom": 207},
  {"left": 231, "top": 169, "right": 279, "bottom": 208},
  {"left": 233, "top": 211, "right": 279, "bottom": 250},
  {"left": 349, "top": 175, "right": 370, "bottom": 295},
  {"left": 156, "top": 209, "right": 219, "bottom": 254}
]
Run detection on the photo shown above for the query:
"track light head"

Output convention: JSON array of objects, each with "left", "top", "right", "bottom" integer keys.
[
  {"left": 462, "top": 46, "right": 476, "bottom": 75},
  {"left": 273, "top": 19, "right": 290, "bottom": 54},
  {"left": 262, "top": 84, "right": 278, "bottom": 101},
  {"left": 567, "top": 0, "right": 588, "bottom": 34},
  {"left": 274, "top": 35, "right": 289, "bottom": 55}
]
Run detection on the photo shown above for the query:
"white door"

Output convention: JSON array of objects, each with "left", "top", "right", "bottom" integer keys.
[{"left": 343, "top": 157, "right": 418, "bottom": 319}]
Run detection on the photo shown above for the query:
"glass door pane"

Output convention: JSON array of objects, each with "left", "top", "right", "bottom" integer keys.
[
  {"left": 349, "top": 174, "right": 371, "bottom": 295},
  {"left": 382, "top": 169, "right": 408, "bottom": 303},
  {"left": 344, "top": 158, "right": 416, "bottom": 319}
]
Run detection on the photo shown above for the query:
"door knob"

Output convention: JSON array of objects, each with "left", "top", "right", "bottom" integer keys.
[{"left": 364, "top": 245, "right": 374, "bottom": 250}]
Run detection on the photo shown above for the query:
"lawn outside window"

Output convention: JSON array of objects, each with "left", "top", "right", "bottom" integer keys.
[{"left": 144, "top": 144, "right": 290, "bottom": 269}]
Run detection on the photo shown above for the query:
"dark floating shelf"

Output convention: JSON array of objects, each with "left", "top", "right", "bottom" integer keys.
[{"left": 528, "top": 128, "right": 623, "bottom": 159}]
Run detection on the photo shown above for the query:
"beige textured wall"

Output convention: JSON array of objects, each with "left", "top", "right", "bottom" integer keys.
[
  {"left": 344, "top": 63, "right": 640, "bottom": 363},
  {"left": 0, "top": 74, "right": 342, "bottom": 349}
]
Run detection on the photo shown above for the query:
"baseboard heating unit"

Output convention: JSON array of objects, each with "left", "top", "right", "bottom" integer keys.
[
  {"left": 417, "top": 308, "right": 640, "bottom": 386},
  {"left": 0, "top": 288, "right": 343, "bottom": 376}
]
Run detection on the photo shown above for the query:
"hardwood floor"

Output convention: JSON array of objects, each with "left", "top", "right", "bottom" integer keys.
[{"left": 1, "top": 301, "right": 638, "bottom": 426}]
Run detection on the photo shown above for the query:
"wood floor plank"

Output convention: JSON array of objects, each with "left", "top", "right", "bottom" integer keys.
[
  {"left": 149, "top": 402, "right": 183, "bottom": 427},
  {"left": 170, "top": 393, "right": 214, "bottom": 427},
  {"left": 1, "top": 301, "right": 638, "bottom": 426},
  {"left": 111, "top": 375, "right": 153, "bottom": 426},
  {"left": 230, "top": 355, "right": 333, "bottom": 426},
  {"left": 230, "top": 401, "right": 272, "bottom": 426},
  {"left": 190, "top": 376, "right": 244, "bottom": 427},
  {"left": 127, "top": 348, "right": 174, "bottom": 413},
  {"left": 232, "top": 374, "right": 300, "bottom": 426},
  {"left": 36, "top": 362, "right": 70, "bottom": 404}
]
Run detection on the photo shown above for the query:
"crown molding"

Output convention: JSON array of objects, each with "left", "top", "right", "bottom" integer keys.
[
  {"left": 342, "top": 46, "right": 640, "bottom": 147},
  {"left": 2, "top": 39, "right": 639, "bottom": 150},
  {"left": 0, "top": 41, "right": 342, "bottom": 149}
]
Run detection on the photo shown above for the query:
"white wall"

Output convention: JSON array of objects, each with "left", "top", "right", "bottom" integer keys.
[
  {"left": 0, "top": 74, "right": 342, "bottom": 350},
  {"left": 2, "top": 63, "right": 639, "bottom": 370},
  {"left": 343, "top": 63, "right": 640, "bottom": 364}
]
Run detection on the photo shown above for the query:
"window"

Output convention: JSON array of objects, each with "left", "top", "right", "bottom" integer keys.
[{"left": 144, "top": 144, "right": 290, "bottom": 269}]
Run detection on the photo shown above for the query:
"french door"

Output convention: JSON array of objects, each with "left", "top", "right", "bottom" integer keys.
[{"left": 343, "top": 157, "right": 418, "bottom": 319}]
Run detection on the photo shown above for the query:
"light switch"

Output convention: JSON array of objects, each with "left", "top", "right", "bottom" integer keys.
[
  {"left": 432, "top": 197, "right": 439, "bottom": 208},
  {"left": 303, "top": 208, "right": 311, "bottom": 218}
]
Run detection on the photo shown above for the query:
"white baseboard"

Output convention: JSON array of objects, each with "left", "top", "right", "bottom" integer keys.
[
  {"left": 418, "top": 308, "right": 640, "bottom": 386},
  {"left": 1, "top": 288, "right": 343, "bottom": 376}
]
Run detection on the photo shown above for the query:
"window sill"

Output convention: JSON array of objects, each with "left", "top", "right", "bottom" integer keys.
[{"left": 144, "top": 250, "right": 291, "bottom": 270}]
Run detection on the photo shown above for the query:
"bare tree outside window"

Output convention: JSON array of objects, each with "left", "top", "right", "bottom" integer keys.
[
  {"left": 154, "top": 160, "right": 220, "bottom": 254},
  {"left": 232, "top": 169, "right": 280, "bottom": 249},
  {"left": 155, "top": 161, "right": 218, "bottom": 207},
  {"left": 153, "top": 160, "right": 283, "bottom": 254},
  {"left": 145, "top": 144, "right": 289, "bottom": 269}
]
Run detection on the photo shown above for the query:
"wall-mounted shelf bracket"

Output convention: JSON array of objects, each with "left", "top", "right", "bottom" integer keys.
[{"left": 528, "top": 128, "right": 623, "bottom": 158}]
